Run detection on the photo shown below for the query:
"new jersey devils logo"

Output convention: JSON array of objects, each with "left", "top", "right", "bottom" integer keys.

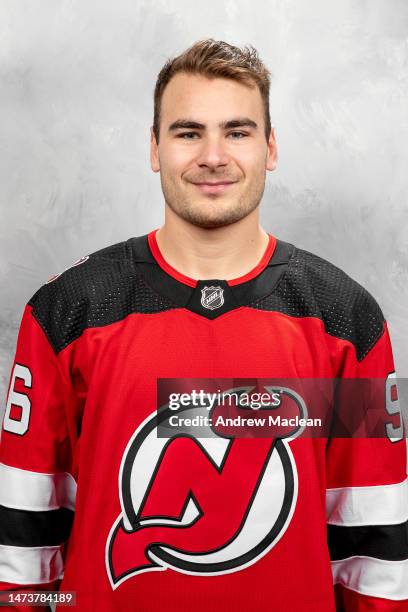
[{"left": 106, "top": 386, "right": 305, "bottom": 589}]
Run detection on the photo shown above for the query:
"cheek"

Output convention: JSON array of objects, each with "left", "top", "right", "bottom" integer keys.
[
  {"left": 235, "top": 150, "right": 266, "bottom": 175},
  {"left": 161, "top": 148, "right": 193, "bottom": 178}
]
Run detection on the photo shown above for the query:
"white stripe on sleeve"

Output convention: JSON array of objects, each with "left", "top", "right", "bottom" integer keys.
[
  {"left": 326, "top": 477, "right": 408, "bottom": 526},
  {"left": 332, "top": 556, "right": 408, "bottom": 601},
  {"left": 0, "top": 462, "right": 77, "bottom": 512},
  {"left": 0, "top": 543, "right": 65, "bottom": 584}
]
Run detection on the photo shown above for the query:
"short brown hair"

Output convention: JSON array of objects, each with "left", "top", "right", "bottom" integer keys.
[{"left": 153, "top": 38, "right": 272, "bottom": 144}]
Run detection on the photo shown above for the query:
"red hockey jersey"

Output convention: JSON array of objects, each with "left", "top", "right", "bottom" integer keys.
[{"left": 1, "top": 229, "right": 407, "bottom": 611}]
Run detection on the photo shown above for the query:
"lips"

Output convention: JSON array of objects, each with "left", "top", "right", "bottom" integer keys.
[
  {"left": 194, "top": 181, "right": 235, "bottom": 186},
  {"left": 191, "top": 181, "right": 237, "bottom": 194}
]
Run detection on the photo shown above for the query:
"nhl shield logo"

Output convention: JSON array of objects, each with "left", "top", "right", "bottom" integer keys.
[{"left": 201, "top": 285, "right": 225, "bottom": 310}]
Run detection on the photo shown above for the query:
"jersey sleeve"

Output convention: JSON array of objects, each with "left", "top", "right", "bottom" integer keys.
[
  {"left": 325, "top": 314, "right": 408, "bottom": 611},
  {"left": 0, "top": 301, "right": 79, "bottom": 611}
]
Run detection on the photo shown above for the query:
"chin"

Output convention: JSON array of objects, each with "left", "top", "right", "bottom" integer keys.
[{"left": 183, "top": 209, "right": 250, "bottom": 230}]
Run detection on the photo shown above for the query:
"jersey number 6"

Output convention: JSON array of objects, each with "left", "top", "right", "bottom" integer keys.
[{"left": 3, "top": 363, "right": 32, "bottom": 435}]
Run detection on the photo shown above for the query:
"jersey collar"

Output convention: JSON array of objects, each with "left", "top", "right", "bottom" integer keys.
[
  {"left": 128, "top": 231, "right": 293, "bottom": 320},
  {"left": 147, "top": 228, "right": 277, "bottom": 288}
]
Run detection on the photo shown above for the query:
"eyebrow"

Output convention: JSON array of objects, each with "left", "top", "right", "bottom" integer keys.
[{"left": 168, "top": 117, "right": 258, "bottom": 132}]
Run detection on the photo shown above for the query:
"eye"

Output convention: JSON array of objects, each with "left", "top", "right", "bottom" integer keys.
[
  {"left": 228, "top": 131, "right": 248, "bottom": 139},
  {"left": 177, "top": 131, "right": 249, "bottom": 140},
  {"left": 178, "top": 132, "right": 199, "bottom": 139}
]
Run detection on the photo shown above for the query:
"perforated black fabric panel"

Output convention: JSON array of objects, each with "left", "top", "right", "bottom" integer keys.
[
  {"left": 248, "top": 245, "right": 384, "bottom": 361},
  {"left": 28, "top": 241, "right": 178, "bottom": 354},
  {"left": 28, "top": 236, "right": 385, "bottom": 361}
]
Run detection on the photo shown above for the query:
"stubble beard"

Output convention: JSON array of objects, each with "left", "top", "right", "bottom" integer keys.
[{"left": 160, "top": 172, "right": 266, "bottom": 230}]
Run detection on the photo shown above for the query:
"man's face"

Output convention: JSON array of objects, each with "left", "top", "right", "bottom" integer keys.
[{"left": 150, "top": 72, "right": 277, "bottom": 229}]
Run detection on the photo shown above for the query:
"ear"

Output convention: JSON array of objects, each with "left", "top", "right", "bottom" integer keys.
[
  {"left": 266, "top": 125, "right": 278, "bottom": 172},
  {"left": 150, "top": 126, "right": 160, "bottom": 173}
]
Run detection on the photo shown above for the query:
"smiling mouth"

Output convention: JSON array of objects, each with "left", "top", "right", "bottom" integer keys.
[{"left": 191, "top": 182, "right": 237, "bottom": 195}]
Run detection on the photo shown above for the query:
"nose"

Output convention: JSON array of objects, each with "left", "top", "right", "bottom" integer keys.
[{"left": 195, "top": 135, "right": 230, "bottom": 170}]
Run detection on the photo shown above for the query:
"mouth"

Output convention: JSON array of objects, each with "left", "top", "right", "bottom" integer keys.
[{"left": 191, "top": 181, "right": 237, "bottom": 195}]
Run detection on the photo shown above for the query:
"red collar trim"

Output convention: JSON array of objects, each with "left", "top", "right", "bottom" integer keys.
[{"left": 147, "top": 228, "right": 276, "bottom": 288}]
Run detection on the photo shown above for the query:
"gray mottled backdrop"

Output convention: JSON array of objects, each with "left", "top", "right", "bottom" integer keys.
[{"left": 1, "top": 0, "right": 407, "bottom": 422}]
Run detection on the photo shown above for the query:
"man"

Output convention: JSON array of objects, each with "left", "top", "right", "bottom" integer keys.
[{"left": 0, "top": 38, "right": 407, "bottom": 611}]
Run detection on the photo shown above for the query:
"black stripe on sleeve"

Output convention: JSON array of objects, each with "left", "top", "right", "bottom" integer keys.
[
  {"left": 0, "top": 505, "right": 74, "bottom": 547},
  {"left": 327, "top": 521, "right": 408, "bottom": 561}
]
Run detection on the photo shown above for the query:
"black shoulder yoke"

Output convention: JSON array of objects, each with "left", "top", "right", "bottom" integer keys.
[
  {"left": 28, "top": 235, "right": 384, "bottom": 361},
  {"left": 249, "top": 245, "right": 385, "bottom": 361}
]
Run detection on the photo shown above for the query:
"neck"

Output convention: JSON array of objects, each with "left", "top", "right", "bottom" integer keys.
[{"left": 154, "top": 207, "right": 270, "bottom": 281}]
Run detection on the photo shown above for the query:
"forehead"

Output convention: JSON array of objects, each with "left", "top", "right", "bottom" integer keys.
[{"left": 160, "top": 72, "right": 263, "bottom": 123}]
